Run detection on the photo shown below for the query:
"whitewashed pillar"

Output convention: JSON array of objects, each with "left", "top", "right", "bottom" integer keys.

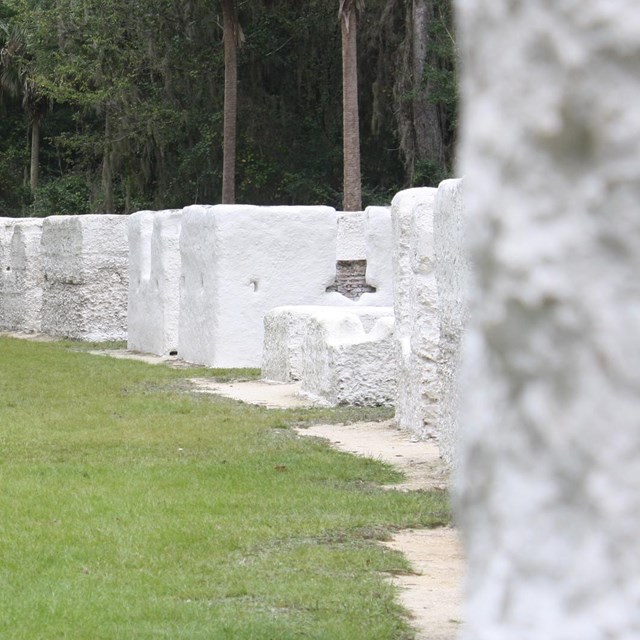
[{"left": 456, "top": 1, "right": 640, "bottom": 638}]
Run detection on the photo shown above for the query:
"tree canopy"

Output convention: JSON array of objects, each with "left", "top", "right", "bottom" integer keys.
[{"left": 0, "top": 0, "right": 457, "bottom": 216}]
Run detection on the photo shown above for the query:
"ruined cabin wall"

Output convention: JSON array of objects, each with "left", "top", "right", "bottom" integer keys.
[
  {"left": 41, "top": 215, "right": 128, "bottom": 341},
  {"left": 3, "top": 220, "right": 44, "bottom": 333},
  {"left": 456, "top": 1, "right": 640, "bottom": 637},
  {"left": 433, "top": 178, "right": 468, "bottom": 466},
  {"left": 128, "top": 209, "right": 182, "bottom": 356},
  {"left": 391, "top": 188, "right": 439, "bottom": 440},
  {"left": 179, "top": 204, "right": 339, "bottom": 368}
]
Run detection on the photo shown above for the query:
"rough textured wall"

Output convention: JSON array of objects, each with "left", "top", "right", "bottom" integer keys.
[
  {"left": 127, "top": 211, "right": 155, "bottom": 350},
  {"left": 391, "top": 187, "right": 439, "bottom": 439},
  {"left": 433, "top": 179, "right": 467, "bottom": 465},
  {"left": 456, "top": 2, "right": 640, "bottom": 638},
  {"left": 330, "top": 207, "right": 394, "bottom": 304},
  {"left": 300, "top": 312, "right": 396, "bottom": 407},
  {"left": 3, "top": 220, "right": 44, "bottom": 332},
  {"left": 360, "top": 206, "right": 394, "bottom": 306},
  {"left": 0, "top": 218, "right": 18, "bottom": 329},
  {"left": 128, "top": 209, "right": 182, "bottom": 355},
  {"left": 179, "top": 205, "right": 338, "bottom": 368},
  {"left": 0, "top": 218, "right": 16, "bottom": 268},
  {"left": 41, "top": 215, "right": 128, "bottom": 341},
  {"left": 336, "top": 211, "right": 366, "bottom": 261},
  {"left": 263, "top": 305, "right": 393, "bottom": 383}
]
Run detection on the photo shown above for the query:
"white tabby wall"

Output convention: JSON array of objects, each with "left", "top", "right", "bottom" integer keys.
[
  {"left": 128, "top": 209, "right": 182, "bottom": 355},
  {"left": 179, "top": 205, "right": 339, "bottom": 368},
  {"left": 456, "top": 1, "right": 640, "bottom": 637},
  {"left": 41, "top": 215, "right": 128, "bottom": 341},
  {"left": 391, "top": 188, "right": 439, "bottom": 439},
  {"left": 3, "top": 220, "right": 44, "bottom": 332},
  {"left": 433, "top": 178, "right": 467, "bottom": 465}
]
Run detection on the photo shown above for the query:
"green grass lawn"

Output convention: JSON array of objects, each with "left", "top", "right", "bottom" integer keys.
[{"left": 0, "top": 337, "right": 449, "bottom": 639}]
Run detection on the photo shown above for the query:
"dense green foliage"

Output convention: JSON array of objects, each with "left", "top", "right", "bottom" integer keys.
[
  {"left": 0, "top": 0, "right": 457, "bottom": 216},
  {"left": 0, "top": 336, "right": 450, "bottom": 638}
]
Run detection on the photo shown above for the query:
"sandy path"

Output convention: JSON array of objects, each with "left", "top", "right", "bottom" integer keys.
[
  {"left": 384, "top": 527, "right": 464, "bottom": 640},
  {"left": 188, "top": 379, "right": 319, "bottom": 409},
  {"left": 296, "top": 420, "right": 465, "bottom": 640},
  {"left": 298, "top": 420, "right": 449, "bottom": 492}
]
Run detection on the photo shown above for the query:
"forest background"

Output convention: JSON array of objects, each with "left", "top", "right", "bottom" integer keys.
[{"left": 0, "top": 0, "right": 456, "bottom": 217}]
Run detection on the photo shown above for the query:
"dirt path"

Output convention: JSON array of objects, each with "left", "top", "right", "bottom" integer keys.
[
  {"left": 384, "top": 527, "right": 464, "bottom": 640},
  {"left": 297, "top": 421, "right": 465, "bottom": 640},
  {"left": 189, "top": 379, "right": 319, "bottom": 409}
]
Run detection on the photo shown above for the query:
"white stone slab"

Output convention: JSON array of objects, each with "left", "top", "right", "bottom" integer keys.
[
  {"left": 178, "top": 204, "right": 338, "bottom": 368},
  {"left": 391, "top": 188, "right": 439, "bottom": 439},
  {"left": 41, "top": 215, "right": 129, "bottom": 341},
  {"left": 262, "top": 305, "right": 394, "bottom": 383},
  {"left": 127, "top": 209, "right": 182, "bottom": 355},
  {"left": 300, "top": 310, "right": 396, "bottom": 406}
]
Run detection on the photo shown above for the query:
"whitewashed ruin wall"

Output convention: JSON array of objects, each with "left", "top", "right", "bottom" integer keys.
[
  {"left": 41, "top": 215, "right": 128, "bottom": 341},
  {"left": 391, "top": 187, "right": 439, "bottom": 439},
  {"left": 0, "top": 218, "right": 18, "bottom": 329},
  {"left": 336, "top": 211, "right": 366, "bottom": 261},
  {"left": 433, "top": 179, "right": 468, "bottom": 465},
  {"left": 456, "top": 1, "right": 640, "bottom": 638},
  {"left": 360, "top": 206, "right": 394, "bottom": 306},
  {"left": 262, "top": 305, "right": 394, "bottom": 383},
  {"left": 3, "top": 220, "right": 44, "bottom": 333},
  {"left": 179, "top": 204, "right": 340, "bottom": 368},
  {"left": 260, "top": 207, "right": 394, "bottom": 379},
  {"left": 300, "top": 310, "right": 396, "bottom": 407},
  {"left": 0, "top": 218, "right": 16, "bottom": 268},
  {"left": 128, "top": 209, "right": 182, "bottom": 355},
  {"left": 329, "top": 207, "right": 393, "bottom": 302},
  {"left": 127, "top": 211, "right": 154, "bottom": 349}
]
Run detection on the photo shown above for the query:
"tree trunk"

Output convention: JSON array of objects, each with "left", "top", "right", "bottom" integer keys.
[
  {"left": 102, "top": 111, "right": 114, "bottom": 214},
  {"left": 341, "top": 1, "right": 362, "bottom": 212},
  {"left": 29, "top": 117, "right": 40, "bottom": 192},
  {"left": 411, "top": 0, "right": 445, "bottom": 171},
  {"left": 395, "top": 0, "right": 446, "bottom": 185},
  {"left": 221, "top": 0, "right": 237, "bottom": 205}
]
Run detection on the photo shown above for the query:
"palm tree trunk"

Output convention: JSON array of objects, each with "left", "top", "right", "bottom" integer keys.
[
  {"left": 102, "top": 111, "right": 114, "bottom": 214},
  {"left": 341, "top": 2, "right": 362, "bottom": 212},
  {"left": 411, "top": 0, "right": 445, "bottom": 171},
  {"left": 29, "top": 117, "right": 40, "bottom": 192},
  {"left": 221, "top": 0, "right": 237, "bottom": 205}
]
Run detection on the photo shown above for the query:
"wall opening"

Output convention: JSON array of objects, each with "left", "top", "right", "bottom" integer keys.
[{"left": 326, "top": 260, "right": 376, "bottom": 301}]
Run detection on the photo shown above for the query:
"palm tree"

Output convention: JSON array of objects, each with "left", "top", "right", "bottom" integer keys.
[
  {"left": 0, "top": 21, "right": 47, "bottom": 192},
  {"left": 221, "top": 0, "right": 242, "bottom": 204},
  {"left": 339, "top": 0, "right": 364, "bottom": 212}
]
